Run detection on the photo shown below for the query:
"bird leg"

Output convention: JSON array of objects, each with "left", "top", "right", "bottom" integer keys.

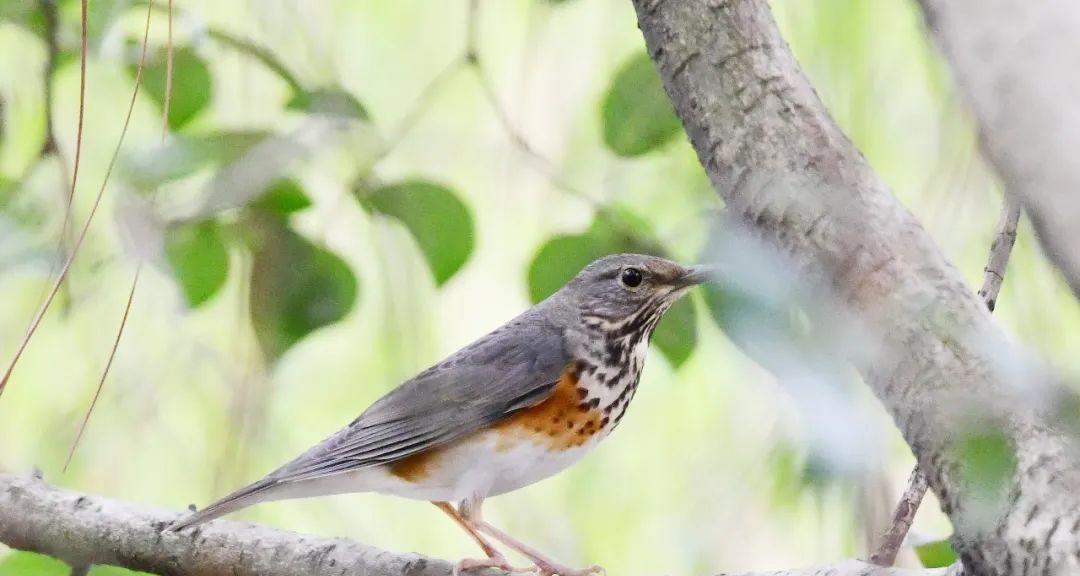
[
  {"left": 432, "top": 501, "right": 531, "bottom": 575},
  {"left": 471, "top": 517, "right": 605, "bottom": 576}
]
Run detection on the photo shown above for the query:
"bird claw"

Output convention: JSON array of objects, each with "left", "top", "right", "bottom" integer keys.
[{"left": 453, "top": 555, "right": 534, "bottom": 575}]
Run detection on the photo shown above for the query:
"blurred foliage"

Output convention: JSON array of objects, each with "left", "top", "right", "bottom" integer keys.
[
  {"left": 248, "top": 213, "right": 358, "bottom": 361},
  {"left": 164, "top": 219, "right": 229, "bottom": 307},
  {"left": 359, "top": 181, "right": 474, "bottom": 287},
  {"left": 914, "top": 538, "right": 958, "bottom": 569},
  {"left": 0, "top": 551, "right": 149, "bottom": 575},
  {"left": 601, "top": 51, "right": 683, "bottom": 157},
  {"left": 132, "top": 46, "right": 213, "bottom": 131}
]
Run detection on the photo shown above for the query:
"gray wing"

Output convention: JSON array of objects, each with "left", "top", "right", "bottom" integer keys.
[
  {"left": 270, "top": 309, "right": 569, "bottom": 482},
  {"left": 166, "top": 309, "right": 571, "bottom": 531}
]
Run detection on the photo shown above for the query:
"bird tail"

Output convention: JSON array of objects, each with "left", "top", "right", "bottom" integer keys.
[{"left": 164, "top": 477, "right": 281, "bottom": 532}]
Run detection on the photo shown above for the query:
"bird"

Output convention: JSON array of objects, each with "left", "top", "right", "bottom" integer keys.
[{"left": 166, "top": 253, "right": 713, "bottom": 576}]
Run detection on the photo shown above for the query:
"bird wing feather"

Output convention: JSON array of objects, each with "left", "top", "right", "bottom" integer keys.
[{"left": 263, "top": 311, "right": 568, "bottom": 484}]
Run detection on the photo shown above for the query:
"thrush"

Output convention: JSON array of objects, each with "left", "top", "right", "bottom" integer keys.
[{"left": 167, "top": 253, "right": 712, "bottom": 576}]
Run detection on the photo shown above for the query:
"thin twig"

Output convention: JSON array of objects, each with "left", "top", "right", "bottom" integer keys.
[
  {"left": 977, "top": 194, "right": 1022, "bottom": 312},
  {"left": 870, "top": 193, "right": 1023, "bottom": 566},
  {"left": 0, "top": 0, "right": 155, "bottom": 399},
  {"left": 65, "top": 0, "right": 175, "bottom": 471},
  {"left": 870, "top": 466, "right": 930, "bottom": 566}
]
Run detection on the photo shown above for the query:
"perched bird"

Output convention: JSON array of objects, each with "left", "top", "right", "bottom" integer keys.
[{"left": 167, "top": 253, "right": 712, "bottom": 576}]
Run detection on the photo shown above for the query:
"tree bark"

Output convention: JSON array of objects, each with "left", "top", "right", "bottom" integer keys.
[
  {"left": 0, "top": 473, "right": 462, "bottom": 576},
  {"left": 629, "top": 0, "right": 1080, "bottom": 574},
  {"left": 715, "top": 559, "right": 960, "bottom": 576},
  {"left": 914, "top": 0, "right": 1080, "bottom": 300}
]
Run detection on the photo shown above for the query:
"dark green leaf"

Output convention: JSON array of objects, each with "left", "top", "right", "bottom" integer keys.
[
  {"left": 135, "top": 46, "right": 213, "bottom": 130},
  {"left": 527, "top": 214, "right": 697, "bottom": 367},
  {"left": 527, "top": 234, "right": 604, "bottom": 304},
  {"left": 288, "top": 88, "right": 369, "bottom": 121},
  {"left": 124, "top": 131, "right": 269, "bottom": 190},
  {"left": 90, "top": 565, "right": 155, "bottom": 576},
  {"left": 0, "top": 551, "right": 67, "bottom": 575},
  {"left": 361, "top": 181, "right": 474, "bottom": 286},
  {"left": 253, "top": 179, "right": 312, "bottom": 215},
  {"left": 165, "top": 220, "right": 229, "bottom": 307},
  {"left": 249, "top": 216, "right": 358, "bottom": 361},
  {"left": 915, "top": 538, "right": 958, "bottom": 569},
  {"left": 601, "top": 51, "right": 682, "bottom": 157}
]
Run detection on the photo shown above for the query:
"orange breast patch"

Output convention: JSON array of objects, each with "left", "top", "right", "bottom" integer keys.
[
  {"left": 492, "top": 363, "right": 605, "bottom": 451},
  {"left": 388, "top": 363, "right": 603, "bottom": 484}
]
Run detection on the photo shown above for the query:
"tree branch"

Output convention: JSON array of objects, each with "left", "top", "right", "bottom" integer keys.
[
  {"left": 914, "top": 0, "right": 1080, "bottom": 299},
  {"left": 715, "top": 559, "right": 960, "bottom": 576},
  {"left": 871, "top": 193, "right": 1023, "bottom": 566},
  {"left": 0, "top": 473, "right": 484, "bottom": 576},
  {"left": 630, "top": 0, "right": 1080, "bottom": 574}
]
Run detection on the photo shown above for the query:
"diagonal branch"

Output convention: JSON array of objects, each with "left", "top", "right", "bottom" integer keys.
[
  {"left": 913, "top": 0, "right": 1080, "bottom": 300},
  {"left": 0, "top": 473, "right": 487, "bottom": 576},
  {"left": 871, "top": 193, "right": 1022, "bottom": 566},
  {"left": 630, "top": 0, "right": 1080, "bottom": 574}
]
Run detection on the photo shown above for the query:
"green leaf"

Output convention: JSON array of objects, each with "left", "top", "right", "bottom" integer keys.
[
  {"left": 124, "top": 131, "right": 269, "bottom": 190},
  {"left": 288, "top": 88, "right": 369, "bottom": 121},
  {"left": 361, "top": 181, "right": 475, "bottom": 286},
  {"left": 527, "top": 215, "right": 697, "bottom": 367},
  {"left": 915, "top": 538, "right": 958, "bottom": 569},
  {"left": 249, "top": 216, "right": 358, "bottom": 361},
  {"left": 957, "top": 426, "right": 1017, "bottom": 502},
  {"left": 90, "top": 566, "right": 155, "bottom": 576},
  {"left": 528, "top": 234, "right": 603, "bottom": 304},
  {"left": 0, "top": 551, "right": 67, "bottom": 575},
  {"left": 652, "top": 297, "right": 697, "bottom": 368},
  {"left": 135, "top": 46, "right": 213, "bottom": 130},
  {"left": 165, "top": 219, "right": 230, "bottom": 307},
  {"left": 253, "top": 179, "right": 313, "bottom": 215},
  {"left": 601, "top": 51, "right": 682, "bottom": 157}
]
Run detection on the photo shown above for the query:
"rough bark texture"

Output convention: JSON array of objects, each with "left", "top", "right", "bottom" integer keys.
[
  {"left": 914, "top": 0, "right": 1080, "bottom": 300},
  {"left": 629, "top": 0, "right": 1080, "bottom": 574},
  {"left": 0, "top": 474, "right": 467, "bottom": 576},
  {"left": 715, "top": 559, "right": 960, "bottom": 576}
]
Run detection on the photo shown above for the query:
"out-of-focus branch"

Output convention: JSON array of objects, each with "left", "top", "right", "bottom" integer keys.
[
  {"left": 715, "top": 559, "right": 961, "bottom": 576},
  {"left": 871, "top": 193, "right": 1022, "bottom": 565},
  {"left": 631, "top": 0, "right": 1080, "bottom": 574},
  {"left": 871, "top": 466, "right": 930, "bottom": 566},
  {"left": 0, "top": 474, "right": 473, "bottom": 576},
  {"left": 914, "top": 0, "right": 1080, "bottom": 299}
]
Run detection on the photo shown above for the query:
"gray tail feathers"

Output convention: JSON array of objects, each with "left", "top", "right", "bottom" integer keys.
[{"left": 164, "top": 478, "right": 280, "bottom": 532}]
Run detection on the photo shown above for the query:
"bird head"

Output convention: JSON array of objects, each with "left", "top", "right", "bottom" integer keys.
[{"left": 561, "top": 253, "right": 715, "bottom": 335}]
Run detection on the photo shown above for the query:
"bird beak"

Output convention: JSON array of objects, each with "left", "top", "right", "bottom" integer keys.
[{"left": 674, "top": 264, "right": 719, "bottom": 288}]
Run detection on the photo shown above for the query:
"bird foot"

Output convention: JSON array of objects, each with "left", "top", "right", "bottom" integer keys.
[
  {"left": 453, "top": 555, "right": 534, "bottom": 575},
  {"left": 531, "top": 561, "right": 606, "bottom": 576}
]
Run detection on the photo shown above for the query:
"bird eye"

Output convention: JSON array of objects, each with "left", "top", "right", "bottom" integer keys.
[{"left": 620, "top": 267, "right": 643, "bottom": 288}]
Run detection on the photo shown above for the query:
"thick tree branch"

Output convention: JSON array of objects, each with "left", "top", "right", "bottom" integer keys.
[
  {"left": 715, "top": 559, "right": 960, "bottom": 576},
  {"left": 0, "top": 473, "right": 482, "bottom": 576},
  {"left": 630, "top": 1, "right": 1080, "bottom": 575},
  {"left": 871, "top": 193, "right": 1022, "bottom": 566},
  {"left": 914, "top": 0, "right": 1080, "bottom": 299}
]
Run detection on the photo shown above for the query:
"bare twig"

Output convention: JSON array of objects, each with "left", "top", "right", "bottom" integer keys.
[
  {"left": 977, "top": 194, "right": 1022, "bottom": 312},
  {"left": 65, "top": 0, "right": 176, "bottom": 470},
  {"left": 870, "top": 466, "right": 930, "bottom": 566},
  {"left": 870, "top": 193, "right": 1022, "bottom": 566},
  {"left": 0, "top": 0, "right": 154, "bottom": 399}
]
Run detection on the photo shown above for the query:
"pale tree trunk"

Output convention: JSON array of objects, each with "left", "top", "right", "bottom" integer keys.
[{"left": 629, "top": 0, "right": 1080, "bottom": 575}]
